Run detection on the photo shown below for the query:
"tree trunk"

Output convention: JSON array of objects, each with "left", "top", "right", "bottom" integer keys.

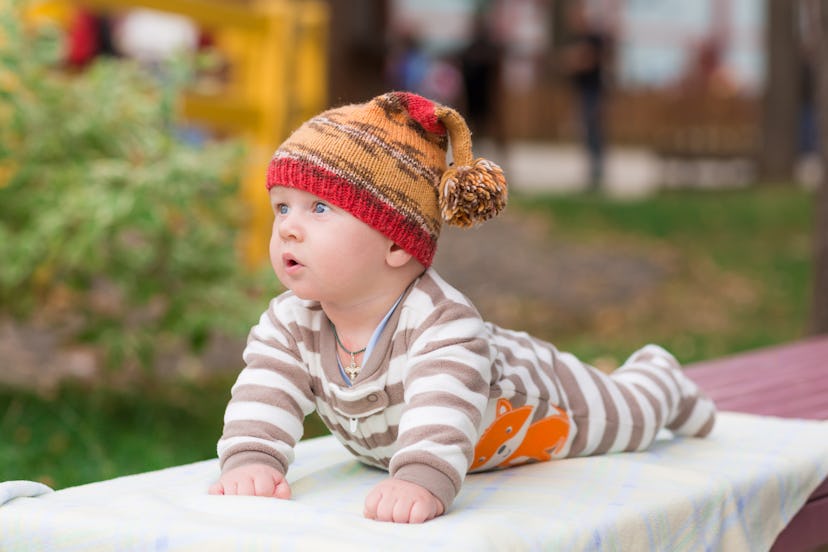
[
  {"left": 811, "top": 0, "right": 828, "bottom": 334},
  {"left": 759, "top": 0, "right": 800, "bottom": 183}
]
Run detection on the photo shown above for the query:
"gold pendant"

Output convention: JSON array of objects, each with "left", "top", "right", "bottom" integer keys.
[{"left": 346, "top": 354, "right": 360, "bottom": 380}]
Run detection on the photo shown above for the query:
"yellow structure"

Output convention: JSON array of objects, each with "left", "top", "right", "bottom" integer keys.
[{"left": 32, "top": 0, "right": 328, "bottom": 265}]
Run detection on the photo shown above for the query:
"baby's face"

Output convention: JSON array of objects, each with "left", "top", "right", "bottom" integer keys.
[{"left": 268, "top": 187, "right": 395, "bottom": 304}]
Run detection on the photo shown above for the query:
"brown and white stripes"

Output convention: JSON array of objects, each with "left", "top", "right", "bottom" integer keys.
[{"left": 217, "top": 269, "right": 716, "bottom": 510}]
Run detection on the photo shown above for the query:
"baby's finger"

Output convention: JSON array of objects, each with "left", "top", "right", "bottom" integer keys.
[
  {"left": 374, "top": 494, "right": 396, "bottom": 522},
  {"left": 273, "top": 476, "right": 292, "bottom": 499},
  {"left": 363, "top": 489, "right": 381, "bottom": 519},
  {"left": 235, "top": 477, "right": 256, "bottom": 496},
  {"left": 392, "top": 497, "right": 415, "bottom": 524},
  {"left": 253, "top": 475, "right": 277, "bottom": 497},
  {"left": 409, "top": 500, "right": 436, "bottom": 524}
]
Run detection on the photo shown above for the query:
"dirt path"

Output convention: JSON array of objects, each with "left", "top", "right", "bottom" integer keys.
[{"left": 433, "top": 209, "right": 670, "bottom": 341}]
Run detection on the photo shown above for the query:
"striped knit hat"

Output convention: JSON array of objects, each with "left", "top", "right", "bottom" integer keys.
[{"left": 266, "top": 91, "right": 507, "bottom": 268}]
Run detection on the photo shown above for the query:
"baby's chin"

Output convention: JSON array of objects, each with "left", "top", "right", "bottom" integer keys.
[
  {"left": 271, "top": 273, "right": 300, "bottom": 297},
  {"left": 290, "top": 289, "right": 319, "bottom": 301},
  {"left": 278, "top": 281, "right": 320, "bottom": 302}
]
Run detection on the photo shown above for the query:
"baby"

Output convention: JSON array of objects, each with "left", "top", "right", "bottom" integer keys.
[{"left": 209, "top": 91, "right": 716, "bottom": 523}]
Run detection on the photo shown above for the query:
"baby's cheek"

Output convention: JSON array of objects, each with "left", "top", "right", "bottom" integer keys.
[{"left": 269, "top": 234, "right": 282, "bottom": 274}]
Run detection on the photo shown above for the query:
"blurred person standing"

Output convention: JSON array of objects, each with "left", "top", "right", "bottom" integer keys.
[
  {"left": 460, "top": 11, "right": 505, "bottom": 151},
  {"left": 386, "top": 30, "right": 462, "bottom": 107},
  {"left": 675, "top": 38, "right": 738, "bottom": 98},
  {"left": 386, "top": 31, "right": 431, "bottom": 94},
  {"left": 562, "top": 2, "right": 611, "bottom": 192},
  {"left": 798, "top": 31, "right": 819, "bottom": 157}
]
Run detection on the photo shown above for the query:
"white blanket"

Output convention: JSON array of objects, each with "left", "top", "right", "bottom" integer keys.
[{"left": 2, "top": 412, "right": 827, "bottom": 551}]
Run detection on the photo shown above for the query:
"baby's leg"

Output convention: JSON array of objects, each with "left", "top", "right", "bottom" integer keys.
[
  {"left": 555, "top": 344, "right": 715, "bottom": 458},
  {"left": 611, "top": 344, "right": 716, "bottom": 441}
]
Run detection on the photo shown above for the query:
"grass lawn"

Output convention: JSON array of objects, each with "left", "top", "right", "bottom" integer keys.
[
  {"left": 0, "top": 186, "right": 816, "bottom": 490},
  {"left": 514, "top": 186, "right": 814, "bottom": 364}
]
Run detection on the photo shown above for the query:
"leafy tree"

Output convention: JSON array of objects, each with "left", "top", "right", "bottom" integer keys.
[{"left": 0, "top": 1, "right": 263, "bottom": 372}]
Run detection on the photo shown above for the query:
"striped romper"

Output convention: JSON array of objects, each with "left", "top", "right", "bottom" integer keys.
[{"left": 217, "top": 268, "right": 716, "bottom": 510}]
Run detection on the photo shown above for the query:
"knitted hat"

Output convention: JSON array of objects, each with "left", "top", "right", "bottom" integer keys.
[{"left": 266, "top": 91, "right": 507, "bottom": 268}]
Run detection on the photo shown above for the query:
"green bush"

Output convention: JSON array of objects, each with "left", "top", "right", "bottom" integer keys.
[{"left": 0, "top": 1, "right": 262, "bottom": 371}]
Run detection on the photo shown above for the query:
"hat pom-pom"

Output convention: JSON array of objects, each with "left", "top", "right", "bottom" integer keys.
[{"left": 439, "top": 158, "right": 508, "bottom": 227}]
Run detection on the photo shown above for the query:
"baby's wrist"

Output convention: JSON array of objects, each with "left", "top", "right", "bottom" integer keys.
[
  {"left": 221, "top": 451, "right": 286, "bottom": 475},
  {"left": 392, "top": 464, "right": 453, "bottom": 512}
]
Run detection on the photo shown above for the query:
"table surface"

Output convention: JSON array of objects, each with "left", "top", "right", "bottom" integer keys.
[
  {"left": 685, "top": 335, "right": 828, "bottom": 420},
  {"left": 685, "top": 335, "right": 828, "bottom": 552}
]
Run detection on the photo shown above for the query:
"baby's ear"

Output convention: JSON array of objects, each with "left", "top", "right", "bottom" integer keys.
[{"left": 386, "top": 242, "right": 414, "bottom": 268}]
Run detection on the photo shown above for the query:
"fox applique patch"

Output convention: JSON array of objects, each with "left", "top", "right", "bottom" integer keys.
[{"left": 470, "top": 398, "right": 571, "bottom": 472}]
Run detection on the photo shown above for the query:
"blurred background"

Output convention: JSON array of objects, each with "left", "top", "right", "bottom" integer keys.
[{"left": 1, "top": 0, "right": 827, "bottom": 490}]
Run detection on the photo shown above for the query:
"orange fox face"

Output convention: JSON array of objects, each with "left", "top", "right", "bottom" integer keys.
[{"left": 470, "top": 398, "right": 571, "bottom": 472}]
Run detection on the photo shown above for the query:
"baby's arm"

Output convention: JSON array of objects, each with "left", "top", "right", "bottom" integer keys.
[
  {"left": 375, "top": 297, "right": 494, "bottom": 521},
  {"left": 209, "top": 463, "right": 291, "bottom": 499},
  {"left": 364, "top": 478, "right": 443, "bottom": 523},
  {"left": 215, "top": 296, "right": 317, "bottom": 500}
]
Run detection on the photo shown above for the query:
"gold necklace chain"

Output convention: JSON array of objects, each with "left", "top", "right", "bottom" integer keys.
[{"left": 331, "top": 324, "right": 367, "bottom": 381}]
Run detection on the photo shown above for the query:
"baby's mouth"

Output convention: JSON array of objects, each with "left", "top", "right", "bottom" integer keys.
[{"left": 282, "top": 253, "right": 302, "bottom": 269}]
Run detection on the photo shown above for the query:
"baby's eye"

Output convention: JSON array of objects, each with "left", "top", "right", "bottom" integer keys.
[
  {"left": 313, "top": 202, "right": 330, "bottom": 214},
  {"left": 275, "top": 203, "right": 289, "bottom": 215}
]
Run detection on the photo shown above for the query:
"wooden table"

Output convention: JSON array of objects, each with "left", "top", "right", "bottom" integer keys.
[{"left": 685, "top": 336, "right": 828, "bottom": 552}]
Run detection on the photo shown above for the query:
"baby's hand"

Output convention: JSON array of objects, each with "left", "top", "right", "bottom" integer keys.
[
  {"left": 209, "top": 463, "right": 291, "bottom": 499},
  {"left": 364, "top": 478, "right": 444, "bottom": 523}
]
